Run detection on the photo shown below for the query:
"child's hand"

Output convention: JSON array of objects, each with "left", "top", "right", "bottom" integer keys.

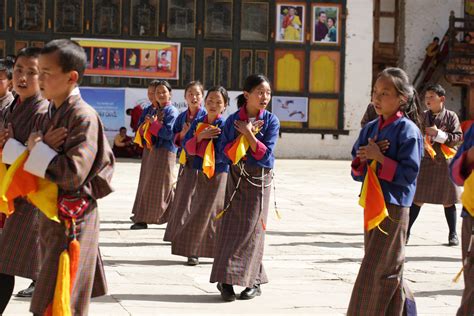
[
  {"left": 425, "top": 125, "right": 438, "bottom": 137},
  {"left": 144, "top": 115, "right": 152, "bottom": 123},
  {"left": 180, "top": 122, "right": 190, "bottom": 139},
  {"left": 358, "top": 138, "right": 385, "bottom": 163},
  {"left": 156, "top": 111, "right": 164, "bottom": 122},
  {"left": 197, "top": 127, "right": 221, "bottom": 142},
  {"left": 234, "top": 120, "right": 253, "bottom": 137},
  {"left": 43, "top": 126, "right": 68, "bottom": 151},
  {"left": 252, "top": 120, "right": 264, "bottom": 133},
  {"left": 376, "top": 139, "right": 390, "bottom": 153},
  {"left": 27, "top": 132, "right": 43, "bottom": 152},
  {"left": 0, "top": 123, "right": 13, "bottom": 148}
]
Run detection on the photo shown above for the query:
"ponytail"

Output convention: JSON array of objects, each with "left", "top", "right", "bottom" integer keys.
[
  {"left": 236, "top": 94, "right": 246, "bottom": 108},
  {"left": 401, "top": 87, "right": 423, "bottom": 130}
]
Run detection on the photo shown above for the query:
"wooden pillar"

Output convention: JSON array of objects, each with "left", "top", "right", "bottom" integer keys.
[{"left": 468, "top": 83, "right": 474, "bottom": 120}]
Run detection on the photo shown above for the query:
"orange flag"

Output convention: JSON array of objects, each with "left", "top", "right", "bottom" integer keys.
[
  {"left": 133, "top": 121, "right": 152, "bottom": 149},
  {"left": 195, "top": 123, "right": 216, "bottom": 178},
  {"left": 440, "top": 144, "right": 456, "bottom": 159},
  {"left": 358, "top": 160, "right": 388, "bottom": 231},
  {"left": 424, "top": 136, "right": 436, "bottom": 159}
]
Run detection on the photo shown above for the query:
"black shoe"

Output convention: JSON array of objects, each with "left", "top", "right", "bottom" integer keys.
[
  {"left": 187, "top": 257, "right": 199, "bottom": 266},
  {"left": 16, "top": 281, "right": 35, "bottom": 297},
  {"left": 448, "top": 233, "right": 459, "bottom": 246},
  {"left": 130, "top": 222, "right": 148, "bottom": 230},
  {"left": 217, "top": 283, "right": 236, "bottom": 302},
  {"left": 239, "top": 284, "right": 261, "bottom": 300}
]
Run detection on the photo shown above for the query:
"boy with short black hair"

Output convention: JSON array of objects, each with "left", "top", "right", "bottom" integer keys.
[
  {"left": 408, "top": 83, "right": 463, "bottom": 245},
  {"left": 0, "top": 56, "right": 14, "bottom": 110},
  {"left": 0, "top": 46, "right": 47, "bottom": 314},
  {"left": 24, "top": 39, "right": 114, "bottom": 315}
]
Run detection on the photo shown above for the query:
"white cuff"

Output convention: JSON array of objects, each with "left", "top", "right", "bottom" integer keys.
[
  {"left": 2, "top": 138, "right": 27, "bottom": 164},
  {"left": 433, "top": 130, "right": 448, "bottom": 143},
  {"left": 24, "top": 141, "right": 58, "bottom": 178}
]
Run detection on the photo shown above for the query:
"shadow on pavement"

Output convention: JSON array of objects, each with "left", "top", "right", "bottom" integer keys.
[
  {"left": 93, "top": 294, "right": 225, "bottom": 304},
  {"left": 270, "top": 241, "right": 364, "bottom": 248},
  {"left": 405, "top": 256, "right": 460, "bottom": 263},
  {"left": 266, "top": 231, "right": 363, "bottom": 237},
  {"left": 100, "top": 242, "right": 170, "bottom": 247},
  {"left": 104, "top": 259, "right": 184, "bottom": 267},
  {"left": 415, "top": 289, "right": 463, "bottom": 297}
]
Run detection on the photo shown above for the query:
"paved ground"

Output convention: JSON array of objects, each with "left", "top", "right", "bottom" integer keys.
[{"left": 5, "top": 159, "right": 466, "bottom": 315}]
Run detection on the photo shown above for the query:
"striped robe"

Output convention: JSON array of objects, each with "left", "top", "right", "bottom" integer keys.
[
  {"left": 414, "top": 108, "right": 463, "bottom": 205},
  {"left": 26, "top": 93, "right": 114, "bottom": 315},
  {"left": 0, "top": 94, "right": 48, "bottom": 280},
  {"left": 210, "top": 107, "right": 280, "bottom": 288}
]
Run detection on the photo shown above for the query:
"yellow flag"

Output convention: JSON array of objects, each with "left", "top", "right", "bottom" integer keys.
[
  {"left": 178, "top": 149, "right": 187, "bottom": 165},
  {"left": 202, "top": 141, "right": 215, "bottom": 178},
  {"left": 462, "top": 173, "right": 474, "bottom": 216}
]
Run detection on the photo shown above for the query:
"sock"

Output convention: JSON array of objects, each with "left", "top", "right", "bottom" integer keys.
[
  {"left": 408, "top": 204, "right": 422, "bottom": 237},
  {"left": 444, "top": 205, "right": 457, "bottom": 235},
  {"left": 0, "top": 273, "right": 14, "bottom": 314}
]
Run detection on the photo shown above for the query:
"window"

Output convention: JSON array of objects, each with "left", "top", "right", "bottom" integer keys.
[
  {"left": 203, "top": 48, "right": 216, "bottom": 88},
  {"left": 241, "top": 1, "right": 268, "bottom": 41},
  {"left": 168, "top": 0, "right": 195, "bottom": 38},
  {"left": 218, "top": 49, "right": 232, "bottom": 88},
  {"left": 93, "top": 0, "right": 122, "bottom": 35},
  {"left": 205, "top": 0, "right": 232, "bottom": 39},
  {"left": 239, "top": 50, "right": 252, "bottom": 88},
  {"left": 130, "top": 0, "right": 158, "bottom": 36},
  {"left": 16, "top": 0, "right": 45, "bottom": 32},
  {"left": 181, "top": 47, "right": 195, "bottom": 86},
  {"left": 55, "top": 0, "right": 83, "bottom": 33},
  {"left": 255, "top": 50, "right": 268, "bottom": 77},
  {"left": 274, "top": 49, "right": 305, "bottom": 92}
]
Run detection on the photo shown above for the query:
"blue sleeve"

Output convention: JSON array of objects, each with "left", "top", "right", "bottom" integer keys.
[
  {"left": 215, "top": 118, "right": 227, "bottom": 165},
  {"left": 219, "top": 114, "right": 237, "bottom": 164},
  {"left": 137, "top": 106, "right": 150, "bottom": 126},
  {"left": 449, "top": 125, "right": 474, "bottom": 177},
  {"left": 157, "top": 107, "right": 178, "bottom": 141},
  {"left": 182, "top": 118, "right": 199, "bottom": 150},
  {"left": 388, "top": 131, "right": 423, "bottom": 187},
  {"left": 350, "top": 128, "right": 368, "bottom": 182},
  {"left": 257, "top": 114, "right": 280, "bottom": 163},
  {"left": 173, "top": 111, "right": 186, "bottom": 134}
]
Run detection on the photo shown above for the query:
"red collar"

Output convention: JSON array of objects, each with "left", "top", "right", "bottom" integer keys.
[
  {"left": 238, "top": 106, "right": 264, "bottom": 121},
  {"left": 187, "top": 107, "right": 201, "bottom": 121},
  {"left": 378, "top": 111, "right": 403, "bottom": 130},
  {"left": 204, "top": 114, "right": 221, "bottom": 124}
]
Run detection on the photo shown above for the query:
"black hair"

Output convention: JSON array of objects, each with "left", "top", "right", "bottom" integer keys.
[
  {"left": 205, "top": 86, "right": 229, "bottom": 107},
  {"left": 0, "top": 55, "right": 15, "bottom": 80},
  {"left": 119, "top": 126, "right": 127, "bottom": 131},
  {"left": 184, "top": 80, "right": 204, "bottom": 95},
  {"left": 425, "top": 83, "right": 446, "bottom": 97},
  {"left": 41, "top": 39, "right": 87, "bottom": 84},
  {"left": 328, "top": 17, "right": 336, "bottom": 24},
  {"left": 236, "top": 74, "right": 271, "bottom": 108},
  {"left": 377, "top": 67, "right": 423, "bottom": 130},
  {"left": 148, "top": 79, "right": 161, "bottom": 88},
  {"left": 126, "top": 108, "right": 132, "bottom": 115},
  {"left": 433, "top": 36, "right": 440, "bottom": 42},
  {"left": 318, "top": 11, "right": 326, "bottom": 17},
  {"left": 154, "top": 80, "right": 172, "bottom": 93},
  {"left": 15, "top": 47, "right": 42, "bottom": 62}
]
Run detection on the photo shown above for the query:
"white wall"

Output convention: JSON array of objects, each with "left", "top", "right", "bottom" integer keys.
[
  {"left": 402, "top": 0, "right": 464, "bottom": 114},
  {"left": 275, "top": 0, "right": 374, "bottom": 159}
]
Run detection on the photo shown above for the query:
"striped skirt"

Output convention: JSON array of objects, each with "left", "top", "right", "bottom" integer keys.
[
  {"left": 210, "top": 163, "right": 272, "bottom": 288},
  {"left": 0, "top": 198, "right": 40, "bottom": 280},
  {"left": 30, "top": 203, "right": 105, "bottom": 315},
  {"left": 163, "top": 161, "right": 198, "bottom": 242},
  {"left": 414, "top": 156, "right": 461, "bottom": 205},
  {"left": 347, "top": 204, "right": 416, "bottom": 316},
  {"left": 131, "top": 147, "right": 176, "bottom": 224},
  {"left": 172, "top": 171, "right": 227, "bottom": 258},
  {"left": 457, "top": 211, "right": 473, "bottom": 316}
]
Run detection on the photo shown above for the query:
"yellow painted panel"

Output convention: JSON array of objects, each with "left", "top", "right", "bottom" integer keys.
[
  {"left": 312, "top": 55, "right": 336, "bottom": 93},
  {"left": 276, "top": 53, "right": 300, "bottom": 92},
  {"left": 309, "top": 99, "right": 338, "bottom": 129},
  {"left": 280, "top": 121, "right": 303, "bottom": 128}
]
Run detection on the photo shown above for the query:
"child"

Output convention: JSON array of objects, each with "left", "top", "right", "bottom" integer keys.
[
  {"left": 0, "top": 56, "right": 14, "bottom": 110},
  {"left": 210, "top": 74, "right": 280, "bottom": 301},
  {"left": 408, "top": 84, "right": 463, "bottom": 245},
  {"left": 171, "top": 86, "right": 228, "bottom": 266},
  {"left": 23, "top": 39, "right": 114, "bottom": 315},
  {"left": 347, "top": 67, "right": 423, "bottom": 315},
  {"left": 450, "top": 124, "right": 474, "bottom": 316},
  {"left": 0, "top": 47, "right": 47, "bottom": 313},
  {"left": 130, "top": 80, "right": 179, "bottom": 229},
  {"left": 130, "top": 80, "right": 160, "bottom": 227},
  {"left": 163, "top": 81, "right": 205, "bottom": 241}
]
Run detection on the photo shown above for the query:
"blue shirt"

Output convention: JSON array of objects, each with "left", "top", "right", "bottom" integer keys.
[
  {"left": 352, "top": 114, "right": 423, "bottom": 207},
  {"left": 183, "top": 115, "right": 229, "bottom": 174},
  {"left": 151, "top": 103, "right": 180, "bottom": 153},
  {"left": 220, "top": 107, "right": 280, "bottom": 169}
]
